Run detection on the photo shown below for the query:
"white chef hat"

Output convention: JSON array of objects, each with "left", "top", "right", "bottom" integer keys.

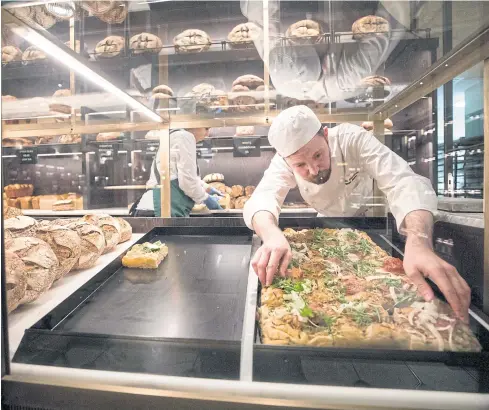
[{"left": 268, "top": 105, "right": 322, "bottom": 157}]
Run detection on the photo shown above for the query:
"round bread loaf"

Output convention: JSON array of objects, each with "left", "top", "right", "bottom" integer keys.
[
  {"left": 130, "top": 32, "right": 163, "bottom": 54},
  {"left": 22, "top": 46, "right": 47, "bottom": 61},
  {"left": 6, "top": 237, "right": 59, "bottom": 304},
  {"left": 245, "top": 185, "right": 256, "bottom": 196},
  {"left": 352, "top": 16, "right": 390, "bottom": 40},
  {"left": 228, "top": 22, "right": 260, "bottom": 47},
  {"left": 80, "top": 1, "right": 116, "bottom": 16},
  {"left": 234, "top": 196, "right": 250, "bottom": 209},
  {"left": 231, "top": 185, "right": 244, "bottom": 198},
  {"left": 2, "top": 46, "right": 22, "bottom": 63},
  {"left": 97, "top": 1, "right": 128, "bottom": 24},
  {"left": 65, "top": 220, "right": 105, "bottom": 269},
  {"left": 32, "top": 5, "right": 57, "bottom": 29},
  {"left": 231, "top": 84, "right": 250, "bottom": 92},
  {"left": 4, "top": 216, "right": 38, "bottom": 238},
  {"left": 286, "top": 20, "right": 321, "bottom": 45},
  {"left": 229, "top": 95, "right": 257, "bottom": 112},
  {"left": 83, "top": 214, "right": 121, "bottom": 253},
  {"left": 115, "top": 217, "right": 132, "bottom": 243},
  {"left": 232, "top": 74, "right": 264, "bottom": 90},
  {"left": 35, "top": 224, "right": 82, "bottom": 280},
  {"left": 94, "top": 36, "right": 124, "bottom": 59},
  {"left": 174, "top": 29, "right": 211, "bottom": 53},
  {"left": 5, "top": 251, "right": 27, "bottom": 313}
]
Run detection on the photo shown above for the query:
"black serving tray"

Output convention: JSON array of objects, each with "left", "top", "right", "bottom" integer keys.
[
  {"left": 13, "top": 226, "right": 254, "bottom": 379},
  {"left": 253, "top": 218, "right": 489, "bottom": 391}
]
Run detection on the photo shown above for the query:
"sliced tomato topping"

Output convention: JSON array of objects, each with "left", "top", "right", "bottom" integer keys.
[{"left": 382, "top": 257, "right": 404, "bottom": 274}]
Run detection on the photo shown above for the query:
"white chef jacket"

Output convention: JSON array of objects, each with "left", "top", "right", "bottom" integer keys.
[
  {"left": 137, "top": 129, "right": 208, "bottom": 211},
  {"left": 243, "top": 123, "right": 437, "bottom": 231}
]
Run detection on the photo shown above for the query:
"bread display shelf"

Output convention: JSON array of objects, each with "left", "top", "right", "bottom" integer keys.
[{"left": 23, "top": 208, "right": 130, "bottom": 217}]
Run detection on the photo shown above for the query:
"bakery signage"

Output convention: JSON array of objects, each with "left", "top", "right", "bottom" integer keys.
[
  {"left": 97, "top": 143, "right": 117, "bottom": 161},
  {"left": 196, "top": 140, "right": 213, "bottom": 159},
  {"left": 17, "top": 147, "right": 38, "bottom": 164},
  {"left": 233, "top": 137, "right": 260, "bottom": 157}
]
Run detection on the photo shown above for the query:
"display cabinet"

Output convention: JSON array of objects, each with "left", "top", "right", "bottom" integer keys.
[{"left": 2, "top": 1, "right": 489, "bottom": 409}]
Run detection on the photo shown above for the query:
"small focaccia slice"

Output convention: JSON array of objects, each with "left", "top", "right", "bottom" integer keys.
[{"left": 122, "top": 240, "right": 168, "bottom": 269}]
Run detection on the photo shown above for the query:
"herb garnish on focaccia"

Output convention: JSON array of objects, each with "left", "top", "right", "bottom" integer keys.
[{"left": 259, "top": 228, "right": 481, "bottom": 352}]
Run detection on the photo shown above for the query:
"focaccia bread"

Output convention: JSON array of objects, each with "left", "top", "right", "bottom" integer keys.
[
  {"left": 64, "top": 220, "right": 105, "bottom": 269},
  {"left": 259, "top": 228, "right": 481, "bottom": 352},
  {"left": 2, "top": 46, "right": 22, "bottom": 63},
  {"left": 35, "top": 224, "right": 82, "bottom": 280},
  {"left": 22, "top": 46, "right": 47, "bottom": 61},
  {"left": 235, "top": 126, "right": 255, "bottom": 137},
  {"left": 94, "top": 36, "right": 125, "bottom": 59},
  {"left": 122, "top": 240, "right": 168, "bottom": 269},
  {"left": 203, "top": 173, "right": 224, "bottom": 183},
  {"left": 5, "top": 251, "right": 27, "bottom": 313},
  {"left": 83, "top": 214, "right": 121, "bottom": 253},
  {"left": 116, "top": 217, "right": 132, "bottom": 243},
  {"left": 174, "top": 29, "right": 211, "bottom": 53},
  {"left": 96, "top": 132, "right": 121, "bottom": 141},
  {"left": 231, "top": 185, "right": 244, "bottom": 198},
  {"left": 6, "top": 237, "right": 59, "bottom": 304},
  {"left": 130, "top": 32, "right": 163, "bottom": 54},
  {"left": 228, "top": 22, "right": 261, "bottom": 47},
  {"left": 286, "top": 20, "right": 322, "bottom": 44},
  {"left": 232, "top": 74, "right": 264, "bottom": 90},
  {"left": 352, "top": 16, "right": 390, "bottom": 40},
  {"left": 4, "top": 216, "right": 38, "bottom": 238}
]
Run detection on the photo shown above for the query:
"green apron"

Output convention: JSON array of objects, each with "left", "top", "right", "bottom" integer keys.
[
  {"left": 151, "top": 129, "right": 195, "bottom": 217},
  {"left": 152, "top": 180, "right": 195, "bottom": 217}
]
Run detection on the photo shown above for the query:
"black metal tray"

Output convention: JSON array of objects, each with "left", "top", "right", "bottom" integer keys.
[
  {"left": 253, "top": 218, "right": 489, "bottom": 388},
  {"left": 13, "top": 226, "right": 254, "bottom": 379}
]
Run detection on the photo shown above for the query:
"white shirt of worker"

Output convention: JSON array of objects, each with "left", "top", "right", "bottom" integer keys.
[
  {"left": 137, "top": 129, "right": 208, "bottom": 211},
  {"left": 243, "top": 111, "right": 437, "bottom": 231}
]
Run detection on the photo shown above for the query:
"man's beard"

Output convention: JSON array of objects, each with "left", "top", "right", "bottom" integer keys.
[{"left": 307, "top": 168, "right": 332, "bottom": 185}]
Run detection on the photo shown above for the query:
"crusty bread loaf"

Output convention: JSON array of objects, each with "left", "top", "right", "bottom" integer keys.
[
  {"left": 5, "top": 251, "right": 27, "bottom": 313},
  {"left": 228, "top": 22, "right": 260, "bottom": 47},
  {"left": 352, "top": 16, "right": 390, "bottom": 40},
  {"left": 4, "top": 216, "right": 38, "bottom": 237},
  {"left": 232, "top": 75, "right": 264, "bottom": 90},
  {"left": 245, "top": 185, "right": 256, "bottom": 196},
  {"left": 234, "top": 196, "right": 250, "bottom": 209},
  {"left": 2, "top": 46, "right": 22, "bottom": 63},
  {"left": 22, "top": 46, "right": 47, "bottom": 61},
  {"left": 94, "top": 36, "right": 125, "bottom": 59},
  {"left": 174, "top": 29, "right": 211, "bottom": 53},
  {"left": 286, "top": 20, "right": 321, "bottom": 45},
  {"left": 4, "top": 184, "right": 34, "bottom": 199},
  {"left": 6, "top": 237, "right": 59, "bottom": 304},
  {"left": 203, "top": 173, "right": 224, "bottom": 183},
  {"left": 35, "top": 224, "right": 82, "bottom": 280},
  {"left": 83, "top": 214, "right": 121, "bottom": 254},
  {"left": 64, "top": 220, "right": 105, "bottom": 269},
  {"left": 231, "top": 185, "right": 244, "bottom": 198},
  {"left": 115, "top": 217, "right": 132, "bottom": 243},
  {"left": 130, "top": 32, "right": 163, "bottom": 54}
]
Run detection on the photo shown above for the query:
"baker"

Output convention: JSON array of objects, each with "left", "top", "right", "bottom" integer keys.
[
  {"left": 134, "top": 127, "right": 223, "bottom": 217},
  {"left": 244, "top": 105, "right": 470, "bottom": 321}
]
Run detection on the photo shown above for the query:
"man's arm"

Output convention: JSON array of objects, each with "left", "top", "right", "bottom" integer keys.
[
  {"left": 347, "top": 123, "right": 470, "bottom": 320},
  {"left": 402, "top": 210, "right": 470, "bottom": 321},
  {"left": 244, "top": 154, "right": 297, "bottom": 285}
]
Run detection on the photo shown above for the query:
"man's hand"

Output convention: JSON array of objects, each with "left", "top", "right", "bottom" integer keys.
[
  {"left": 251, "top": 211, "right": 292, "bottom": 286},
  {"left": 402, "top": 210, "right": 471, "bottom": 322}
]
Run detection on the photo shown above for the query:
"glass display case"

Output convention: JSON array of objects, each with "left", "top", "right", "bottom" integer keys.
[{"left": 2, "top": 1, "right": 489, "bottom": 409}]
